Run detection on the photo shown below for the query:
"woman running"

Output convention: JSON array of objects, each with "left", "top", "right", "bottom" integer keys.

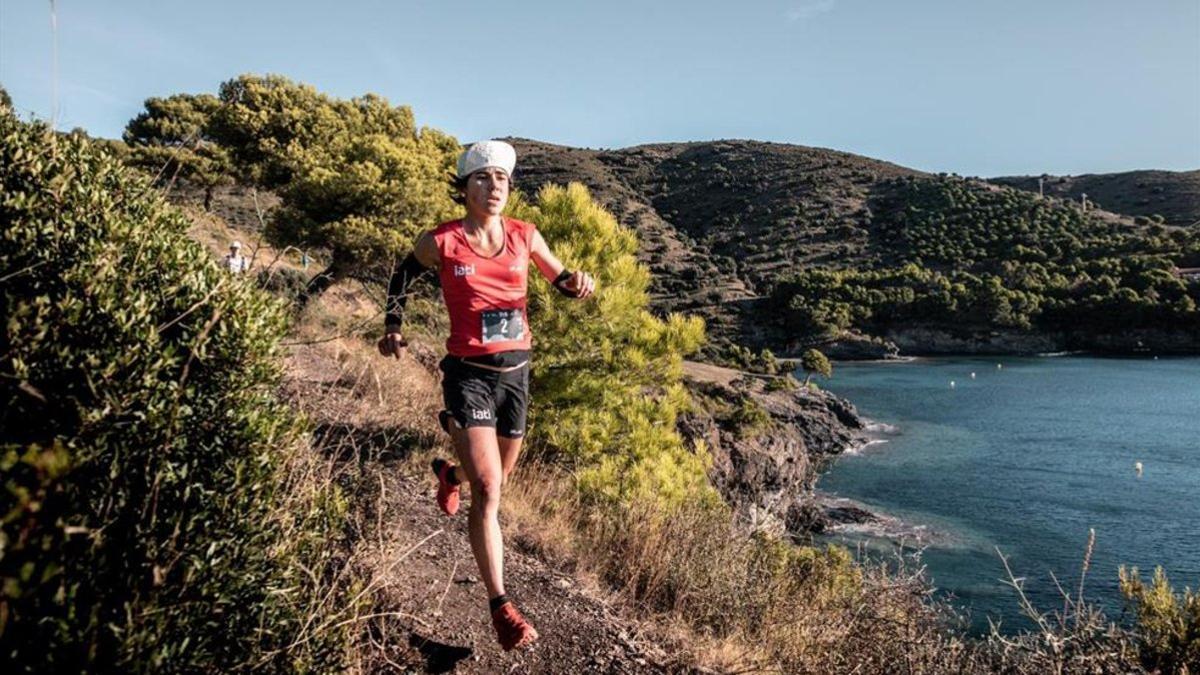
[{"left": 378, "top": 140, "right": 594, "bottom": 651}]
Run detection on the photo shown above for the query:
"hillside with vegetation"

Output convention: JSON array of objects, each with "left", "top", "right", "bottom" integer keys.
[
  {"left": 510, "top": 139, "right": 1200, "bottom": 359},
  {"left": 991, "top": 170, "right": 1200, "bottom": 228},
  {"left": 4, "top": 79, "right": 1198, "bottom": 673},
  {"left": 775, "top": 175, "right": 1200, "bottom": 353}
]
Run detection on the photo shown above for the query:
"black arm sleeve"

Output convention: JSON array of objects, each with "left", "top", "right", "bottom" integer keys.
[
  {"left": 385, "top": 253, "right": 432, "bottom": 330},
  {"left": 552, "top": 269, "right": 582, "bottom": 298}
]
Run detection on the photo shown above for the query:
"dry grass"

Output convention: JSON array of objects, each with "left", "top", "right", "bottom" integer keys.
[
  {"left": 267, "top": 284, "right": 455, "bottom": 672},
  {"left": 501, "top": 462, "right": 988, "bottom": 674},
  {"left": 182, "top": 198, "right": 309, "bottom": 277},
  {"left": 501, "top": 465, "right": 1156, "bottom": 674},
  {"left": 976, "top": 532, "right": 1143, "bottom": 673}
]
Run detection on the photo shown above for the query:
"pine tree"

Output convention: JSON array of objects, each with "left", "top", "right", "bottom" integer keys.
[
  {"left": 123, "top": 94, "right": 233, "bottom": 210},
  {"left": 123, "top": 75, "right": 462, "bottom": 301},
  {"left": 229, "top": 77, "right": 460, "bottom": 300},
  {"left": 800, "top": 348, "right": 832, "bottom": 387},
  {"left": 508, "top": 184, "right": 712, "bottom": 506}
]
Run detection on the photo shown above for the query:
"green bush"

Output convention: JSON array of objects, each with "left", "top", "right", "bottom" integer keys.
[
  {"left": 257, "top": 266, "right": 310, "bottom": 303},
  {"left": 1120, "top": 566, "right": 1200, "bottom": 673},
  {"left": 728, "top": 396, "right": 772, "bottom": 438},
  {"left": 756, "top": 348, "right": 780, "bottom": 375},
  {"left": 1, "top": 115, "right": 350, "bottom": 671},
  {"left": 714, "top": 343, "right": 780, "bottom": 374},
  {"left": 764, "top": 373, "right": 799, "bottom": 392},
  {"left": 507, "top": 184, "right": 710, "bottom": 506}
]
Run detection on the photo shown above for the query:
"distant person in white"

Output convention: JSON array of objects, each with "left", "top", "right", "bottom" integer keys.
[{"left": 223, "top": 241, "right": 248, "bottom": 274}]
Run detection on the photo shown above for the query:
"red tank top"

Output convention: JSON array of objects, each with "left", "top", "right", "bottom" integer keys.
[{"left": 434, "top": 217, "right": 536, "bottom": 357}]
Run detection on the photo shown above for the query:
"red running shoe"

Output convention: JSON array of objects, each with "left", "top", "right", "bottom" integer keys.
[
  {"left": 491, "top": 601, "right": 539, "bottom": 651},
  {"left": 430, "top": 458, "right": 461, "bottom": 516}
]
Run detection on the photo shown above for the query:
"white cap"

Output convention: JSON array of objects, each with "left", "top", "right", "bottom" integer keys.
[
  {"left": 230, "top": 240, "right": 242, "bottom": 249},
  {"left": 457, "top": 140, "right": 516, "bottom": 179}
]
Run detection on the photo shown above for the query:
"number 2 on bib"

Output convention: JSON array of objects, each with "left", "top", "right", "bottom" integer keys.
[{"left": 481, "top": 309, "right": 524, "bottom": 344}]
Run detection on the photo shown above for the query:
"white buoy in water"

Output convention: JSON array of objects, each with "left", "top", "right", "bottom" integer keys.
[
  {"left": 997, "top": 363, "right": 1003, "bottom": 369},
  {"left": 1153, "top": 356, "right": 1159, "bottom": 360},
  {"left": 950, "top": 380, "right": 956, "bottom": 388},
  {"left": 1135, "top": 461, "right": 1143, "bottom": 476},
  {"left": 970, "top": 372, "right": 976, "bottom": 379}
]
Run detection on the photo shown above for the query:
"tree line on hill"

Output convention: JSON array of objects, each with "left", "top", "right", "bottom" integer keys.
[{"left": 771, "top": 176, "right": 1200, "bottom": 342}]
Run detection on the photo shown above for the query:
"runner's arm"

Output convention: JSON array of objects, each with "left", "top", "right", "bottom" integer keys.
[
  {"left": 529, "top": 230, "right": 595, "bottom": 299},
  {"left": 380, "top": 232, "right": 439, "bottom": 357}
]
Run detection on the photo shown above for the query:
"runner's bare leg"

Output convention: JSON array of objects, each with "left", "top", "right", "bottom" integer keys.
[
  {"left": 451, "top": 425, "right": 506, "bottom": 600},
  {"left": 498, "top": 435, "right": 524, "bottom": 484}
]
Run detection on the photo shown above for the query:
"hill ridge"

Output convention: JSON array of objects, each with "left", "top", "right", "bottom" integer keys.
[
  {"left": 507, "top": 137, "right": 1199, "bottom": 357},
  {"left": 990, "top": 169, "right": 1200, "bottom": 227}
]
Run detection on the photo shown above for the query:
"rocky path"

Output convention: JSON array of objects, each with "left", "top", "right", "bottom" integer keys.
[{"left": 364, "top": 465, "right": 676, "bottom": 674}]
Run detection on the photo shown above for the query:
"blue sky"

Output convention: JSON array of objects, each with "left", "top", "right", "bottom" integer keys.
[{"left": 2, "top": 0, "right": 1197, "bottom": 176}]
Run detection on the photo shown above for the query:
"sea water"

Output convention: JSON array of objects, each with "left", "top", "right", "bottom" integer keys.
[{"left": 812, "top": 355, "right": 1200, "bottom": 633}]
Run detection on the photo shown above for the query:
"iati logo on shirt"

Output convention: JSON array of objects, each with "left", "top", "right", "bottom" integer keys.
[{"left": 454, "top": 264, "right": 476, "bottom": 277}]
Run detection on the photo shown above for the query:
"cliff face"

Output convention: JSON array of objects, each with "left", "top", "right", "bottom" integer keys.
[{"left": 678, "top": 363, "right": 866, "bottom": 536}]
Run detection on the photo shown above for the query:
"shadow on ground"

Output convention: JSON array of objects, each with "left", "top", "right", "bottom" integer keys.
[
  {"left": 408, "top": 632, "right": 473, "bottom": 674},
  {"left": 312, "top": 422, "right": 437, "bottom": 462}
]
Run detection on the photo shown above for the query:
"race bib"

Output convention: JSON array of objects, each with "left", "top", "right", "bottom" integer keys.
[{"left": 481, "top": 309, "right": 525, "bottom": 344}]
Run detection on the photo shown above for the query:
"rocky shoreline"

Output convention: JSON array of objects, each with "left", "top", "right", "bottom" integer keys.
[
  {"left": 811, "top": 494, "right": 935, "bottom": 544},
  {"left": 678, "top": 360, "right": 954, "bottom": 547},
  {"left": 678, "top": 361, "right": 887, "bottom": 539}
]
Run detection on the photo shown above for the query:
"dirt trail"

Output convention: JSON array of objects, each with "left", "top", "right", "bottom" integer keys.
[
  {"left": 367, "top": 467, "right": 672, "bottom": 673},
  {"left": 681, "top": 360, "right": 748, "bottom": 386}
]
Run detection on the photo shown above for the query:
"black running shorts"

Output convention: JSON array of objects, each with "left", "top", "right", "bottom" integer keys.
[{"left": 439, "top": 354, "right": 529, "bottom": 438}]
